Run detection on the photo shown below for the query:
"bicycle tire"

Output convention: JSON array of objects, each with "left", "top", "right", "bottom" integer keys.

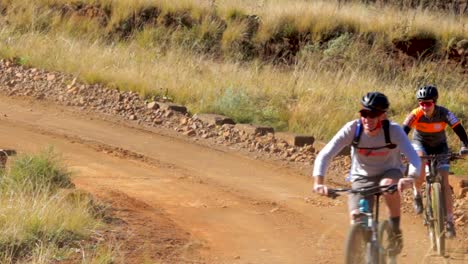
[
  {"left": 378, "top": 220, "right": 393, "bottom": 264},
  {"left": 0, "top": 149, "right": 16, "bottom": 156},
  {"left": 431, "top": 182, "right": 445, "bottom": 256},
  {"left": 425, "top": 185, "right": 437, "bottom": 252},
  {"left": 345, "top": 223, "right": 368, "bottom": 264}
]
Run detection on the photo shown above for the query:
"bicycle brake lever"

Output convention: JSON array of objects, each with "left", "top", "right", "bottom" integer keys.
[
  {"left": 327, "top": 191, "right": 340, "bottom": 199},
  {"left": 386, "top": 185, "right": 398, "bottom": 194}
]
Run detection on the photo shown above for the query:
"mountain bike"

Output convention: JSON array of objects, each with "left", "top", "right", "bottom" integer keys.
[
  {"left": 328, "top": 184, "right": 398, "bottom": 264},
  {"left": 419, "top": 152, "right": 463, "bottom": 256},
  {"left": 0, "top": 149, "right": 16, "bottom": 169}
]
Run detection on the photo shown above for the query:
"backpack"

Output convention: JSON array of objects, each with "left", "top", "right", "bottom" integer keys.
[{"left": 351, "top": 119, "right": 397, "bottom": 150}]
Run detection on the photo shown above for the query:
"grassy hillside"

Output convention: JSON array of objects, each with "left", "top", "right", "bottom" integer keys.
[{"left": 0, "top": 0, "right": 466, "bottom": 143}]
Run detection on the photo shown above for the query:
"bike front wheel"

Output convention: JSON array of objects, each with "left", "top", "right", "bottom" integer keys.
[
  {"left": 378, "top": 220, "right": 399, "bottom": 264},
  {"left": 431, "top": 182, "right": 445, "bottom": 256},
  {"left": 345, "top": 223, "right": 368, "bottom": 264}
]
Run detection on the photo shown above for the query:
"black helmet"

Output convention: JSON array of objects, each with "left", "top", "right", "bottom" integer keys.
[
  {"left": 360, "top": 92, "right": 389, "bottom": 112},
  {"left": 416, "top": 85, "right": 438, "bottom": 101}
]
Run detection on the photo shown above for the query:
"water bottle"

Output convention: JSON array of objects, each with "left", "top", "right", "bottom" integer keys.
[{"left": 359, "top": 198, "right": 369, "bottom": 226}]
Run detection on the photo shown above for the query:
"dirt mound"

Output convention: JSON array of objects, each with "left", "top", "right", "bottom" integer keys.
[{"left": 393, "top": 34, "right": 438, "bottom": 58}]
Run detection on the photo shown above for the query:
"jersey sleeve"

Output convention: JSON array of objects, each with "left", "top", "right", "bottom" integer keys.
[
  {"left": 313, "top": 120, "right": 356, "bottom": 177},
  {"left": 444, "top": 108, "right": 460, "bottom": 128},
  {"left": 402, "top": 108, "right": 419, "bottom": 128},
  {"left": 392, "top": 123, "right": 421, "bottom": 178}
]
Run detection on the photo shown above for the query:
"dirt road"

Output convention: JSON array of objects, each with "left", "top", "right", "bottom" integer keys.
[{"left": 0, "top": 95, "right": 465, "bottom": 264}]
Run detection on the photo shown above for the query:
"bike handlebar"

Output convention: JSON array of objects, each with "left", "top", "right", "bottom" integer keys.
[
  {"left": 419, "top": 152, "right": 464, "bottom": 162},
  {"left": 327, "top": 184, "right": 398, "bottom": 199}
]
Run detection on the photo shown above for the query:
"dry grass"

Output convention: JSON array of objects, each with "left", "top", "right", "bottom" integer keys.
[
  {"left": 0, "top": 0, "right": 467, "bottom": 142},
  {"left": 1, "top": 26, "right": 466, "bottom": 138},
  {"left": 0, "top": 149, "right": 105, "bottom": 263}
]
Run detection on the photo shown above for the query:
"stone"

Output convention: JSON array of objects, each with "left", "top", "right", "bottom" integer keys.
[
  {"left": 147, "top": 101, "right": 159, "bottom": 110},
  {"left": 235, "top": 124, "right": 274, "bottom": 136},
  {"left": 183, "top": 129, "right": 196, "bottom": 136},
  {"left": 157, "top": 102, "right": 187, "bottom": 114},
  {"left": 459, "top": 187, "right": 468, "bottom": 199},
  {"left": 449, "top": 176, "right": 468, "bottom": 199},
  {"left": 275, "top": 132, "right": 314, "bottom": 147},
  {"left": 194, "top": 113, "right": 235, "bottom": 126}
]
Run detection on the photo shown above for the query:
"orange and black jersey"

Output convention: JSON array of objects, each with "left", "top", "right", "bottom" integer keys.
[{"left": 402, "top": 105, "right": 460, "bottom": 147}]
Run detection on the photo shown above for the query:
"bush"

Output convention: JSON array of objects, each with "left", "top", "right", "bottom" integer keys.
[
  {"left": 0, "top": 149, "right": 101, "bottom": 262},
  {"left": 4, "top": 148, "right": 73, "bottom": 193},
  {"left": 213, "top": 87, "right": 288, "bottom": 130}
]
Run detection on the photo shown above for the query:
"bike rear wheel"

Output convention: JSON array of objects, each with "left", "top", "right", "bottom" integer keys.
[
  {"left": 431, "top": 182, "right": 445, "bottom": 256},
  {"left": 345, "top": 224, "right": 368, "bottom": 264},
  {"left": 0, "top": 149, "right": 16, "bottom": 169}
]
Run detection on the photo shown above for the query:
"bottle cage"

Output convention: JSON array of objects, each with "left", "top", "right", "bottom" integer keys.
[{"left": 351, "top": 119, "right": 397, "bottom": 150}]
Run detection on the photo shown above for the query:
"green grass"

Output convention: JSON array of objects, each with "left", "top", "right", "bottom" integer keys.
[
  {"left": 4, "top": 148, "right": 74, "bottom": 193},
  {"left": 0, "top": 149, "right": 108, "bottom": 263}
]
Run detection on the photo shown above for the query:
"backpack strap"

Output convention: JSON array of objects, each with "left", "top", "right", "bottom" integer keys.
[
  {"left": 382, "top": 119, "right": 397, "bottom": 149},
  {"left": 351, "top": 119, "right": 397, "bottom": 150},
  {"left": 351, "top": 120, "right": 363, "bottom": 148}
]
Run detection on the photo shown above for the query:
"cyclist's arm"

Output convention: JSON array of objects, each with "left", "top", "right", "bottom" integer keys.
[
  {"left": 395, "top": 126, "right": 421, "bottom": 178},
  {"left": 452, "top": 123, "right": 468, "bottom": 148},
  {"left": 401, "top": 110, "right": 418, "bottom": 135},
  {"left": 313, "top": 120, "right": 355, "bottom": 178},
  {"left": 443, "top": 108, "right": 468, "bottom": 148},
  {"left": 402, "top": 125, "right": 411, "bottom": 135}
]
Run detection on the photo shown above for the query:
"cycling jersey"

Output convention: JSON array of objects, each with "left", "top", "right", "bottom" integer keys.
[
  {"left": 403, "top": 105, "right": 460, "bottom": 147},
  {"left": 313, "top": 120, "right": 421, "bottom": 181}
]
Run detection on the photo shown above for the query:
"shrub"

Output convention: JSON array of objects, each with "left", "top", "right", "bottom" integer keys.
[{"left": 4, "top": 147, "right": 73, "bottom": 193}]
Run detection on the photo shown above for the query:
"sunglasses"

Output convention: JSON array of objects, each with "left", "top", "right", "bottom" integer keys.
[
  {"left": 360, "top": 111, "right": 382, "bottom": 118},
  {"left": 419, "top": 101, "right": 434, "bottom": 107}
]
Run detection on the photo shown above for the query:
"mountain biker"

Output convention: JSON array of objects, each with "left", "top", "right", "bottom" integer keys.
[
  {"left": 313, "top": 92, "right": 421, "bottom": 256},
  {"left": 402, "top": 85, "right": 468, "bottom": 238}
]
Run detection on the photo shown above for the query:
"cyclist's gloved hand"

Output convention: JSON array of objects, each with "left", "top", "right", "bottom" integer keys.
[
  {"left": 460, "top": 146, "right": 468, "bottom": 156},
  {"left": 313, "top": 184, "right": 328, "bottom": 196},
  {"left": 398, "top": 177, "right": 414, "bottom": 192}
]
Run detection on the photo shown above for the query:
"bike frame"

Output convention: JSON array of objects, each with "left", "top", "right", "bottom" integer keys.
[
  {"left": 361, "top": 192, "right": 382, "bottom": 264},
  {"left": 330, "top": 184, "right": 397, "bottom": 264}
]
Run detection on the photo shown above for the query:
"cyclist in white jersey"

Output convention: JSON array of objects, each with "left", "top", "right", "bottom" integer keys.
[{"left": 313, "top": 92, "right": 421, "bottom": 255}]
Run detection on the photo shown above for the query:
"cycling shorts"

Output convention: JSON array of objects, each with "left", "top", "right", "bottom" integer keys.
[
  {"left": 412, "top": 142, "right": 449, "bottom": 171},
  {"left": 348, "top": 169, "right": 402, "bottom": 214}
]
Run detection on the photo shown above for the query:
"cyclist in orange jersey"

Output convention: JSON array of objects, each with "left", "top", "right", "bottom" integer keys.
[{"left": 402, "top": 85, "right": 468, "bottom": 238}]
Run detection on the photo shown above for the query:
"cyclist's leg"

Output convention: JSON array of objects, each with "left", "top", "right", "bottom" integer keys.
[
  {"left": 380, "top": 169, "right": 404, "bottom": 255},
  {"left": 380, "top": 169, "right": 403, "bottom": 219},
  {"left": 440, "top": 170, "right": 453, "bottom": 217},
  {"left": 348, "top": 175, "right": 378, "bottom": 224},
  {"left": 412, "top": 142, "right": 427, "bottom": 193},
  {"left": 438, "top": 164, "right": 452, "bottom": 216},
  {"left": 412, "top": 142, "right": 426, "bottom": 214},
  {"left": 437, "top": 152, "right": 456, "bottom": 237}
]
